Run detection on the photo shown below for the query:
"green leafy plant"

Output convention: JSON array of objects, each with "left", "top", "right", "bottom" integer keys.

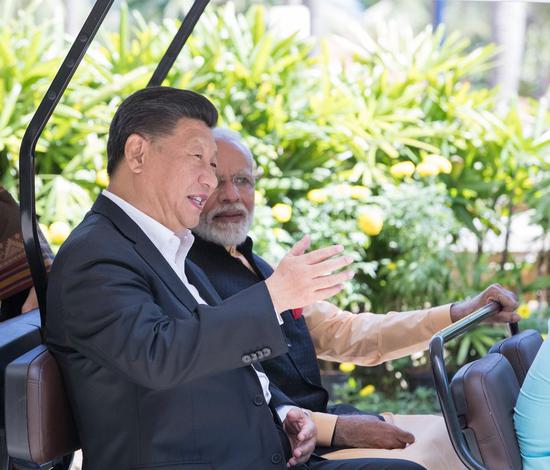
[
  {"left": 1, "top": 3, "right": 548, "bottom": 389},
  {"left": 332, "top": 376, "right": 440, "bottom": 415}
]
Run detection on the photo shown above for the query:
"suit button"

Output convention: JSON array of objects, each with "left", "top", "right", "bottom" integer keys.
[
  {"left": 242, "top": 354, "right": 252, "bottom": 364},
  {"left": 254, "top": 394, "right": 264, "bottom": 406},
  {"left": 271, "top": 453, "right": 283, "bottom": 464},
  {"left": 262, "top": 347, "right": 271, "bottom": 357}
]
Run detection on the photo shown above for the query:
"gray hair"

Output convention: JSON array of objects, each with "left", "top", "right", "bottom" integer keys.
[{"left": 212, "top": 127, "right": 254, "bottom": 164}]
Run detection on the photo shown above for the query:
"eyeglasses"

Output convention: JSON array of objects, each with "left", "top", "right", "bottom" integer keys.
[{"left": 216, "top": 173, "right": 256, "bottom": 189}]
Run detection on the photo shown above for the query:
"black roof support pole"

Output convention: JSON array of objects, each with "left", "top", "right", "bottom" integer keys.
[
  {"left": 148, "top": 0, "right": 210, "bottom": 87},
  {"left": 19, "top": 0, "right": 115, "bottom": 331}
]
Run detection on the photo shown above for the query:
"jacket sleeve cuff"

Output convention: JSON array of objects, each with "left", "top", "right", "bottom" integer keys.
[{"left": 311, "top": 412, "right": 338, "bottom": 447}]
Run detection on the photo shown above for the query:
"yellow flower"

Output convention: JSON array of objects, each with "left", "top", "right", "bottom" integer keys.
[
  {"left": 272, "top": 203, "right": 292, "bottom": 223},
  {"left": 95, "top": 168, "right": 109, "bottom": 188},
  {"left": 390, "top": 161, "right": 415, "bottom": 178},
  {"left": 307, "top": 189, "right": 328, "bottom": 204},
  {"left": 416, "top": 161, "right": 440, "bottom": 177},
  {"left": 387, "top": 262, "right": 397, "bottom": 270},
  {"left": 424, "top": 155, "right": 452, "bottom": 174},
  {"left": 359, "top": 384, "right": 376, "bottom": 397},
  {"left": 517, "top": 303, "right": 531, "bottom": 319},
  {"left": 357, "top": 207, "right": 384, "bottom": 236},
  {"left": 350, "top": 185, "right": 370, "bottom": 200},
  {"left": 49, "top": 221, "right": 71, "bottom": 245},
  {"left": 339, "top": 362, "right": 356, "bottom": 373}
]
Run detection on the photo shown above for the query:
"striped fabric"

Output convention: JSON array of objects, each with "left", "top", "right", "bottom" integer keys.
[{"left": 0, "top": 187, "right": 53, "bottom": 300}]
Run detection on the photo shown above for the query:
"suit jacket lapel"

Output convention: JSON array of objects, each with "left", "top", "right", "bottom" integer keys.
[
  {"left": 134, "top": 241, "right": 199, "bottom": 311},
  {"left": 233, "top": 237, "right": 273, "bottom": 281},
  {"left": 185, "top": 260, "right": 221, "bottom": 306},
  {"left": 91, "top": 194, "right": 199, "bottom": 312},
  {"left": 251, "top": 254, "right": 274, "bottom": 280}
]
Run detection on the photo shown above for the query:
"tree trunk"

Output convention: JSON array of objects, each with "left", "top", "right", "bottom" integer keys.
[
  {"left": 302, "top": 0, "right": 323, "bottom": 37},
  {"left": 500, "top": 198, "right": 514, "bottom": 270},
  {"left": 491, "top": 2, "right": 527, "bottom": 106},
  {"left": 63, "top": 0, "right": 91, "bottom": 36}
]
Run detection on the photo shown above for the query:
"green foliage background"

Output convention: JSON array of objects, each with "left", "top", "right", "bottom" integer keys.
[{"left": 1, "top": 1, "right": 549, "bottom": 410}]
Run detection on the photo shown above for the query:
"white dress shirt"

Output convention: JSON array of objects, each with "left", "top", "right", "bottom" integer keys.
[{"left": 102, "top": 190, "right": 292, "bottom": 421}]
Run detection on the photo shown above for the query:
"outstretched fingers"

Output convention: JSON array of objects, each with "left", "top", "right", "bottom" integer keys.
[
  {"left": 313, "top": 284, "right": 345, "bottom": 300},
  {"left": 302, "top": 244, "right": 344, "bottom": 265},
  {"left": 289, "top": 235, "right": 311, "bottom": 256},
  {"left": 313, "top": 269, "right": 354, "bottom": 290},
  {"left": 267, "top": 239, "right": 355, "bottom": 313},
  {"left": 308, "top": 255, "right": 354, "bottom": 277}
]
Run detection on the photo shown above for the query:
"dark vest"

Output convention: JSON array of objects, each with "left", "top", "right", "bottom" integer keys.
[{"left": 189, "top": 235, "right": 329, "bottom": 412}]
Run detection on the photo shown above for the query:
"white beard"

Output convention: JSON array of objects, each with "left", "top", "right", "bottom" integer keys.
[{"left": 194, "top": 203, "right": 253, "bottom": 247}]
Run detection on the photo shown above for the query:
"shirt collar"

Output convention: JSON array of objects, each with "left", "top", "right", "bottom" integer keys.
[
  {"left": 102, "top": 190, "right": 194, "bottom": 266},
  {"left": 226, "top": 237, "right": 253, "bottom": 257}
]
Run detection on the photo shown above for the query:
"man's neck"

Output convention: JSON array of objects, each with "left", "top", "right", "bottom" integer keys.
[{"left": 106, "top": 183, "right": 182, "bottom": 234}]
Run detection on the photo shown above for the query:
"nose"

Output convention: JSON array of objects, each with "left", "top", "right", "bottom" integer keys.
[{"left": 218, "top": 179, "right": 240, "bottom": 203}]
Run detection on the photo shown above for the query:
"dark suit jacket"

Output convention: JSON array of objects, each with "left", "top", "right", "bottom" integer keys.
[
  {"left": 188, "top": 236, "right": 329, "bottom": 413},
  {"left": 46, "top": 195, "right": 289, "bottom": 470}
]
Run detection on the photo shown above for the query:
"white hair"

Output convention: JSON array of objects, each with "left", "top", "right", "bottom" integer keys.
[{"left": 212, "top": 127, "right": 254, "bottom": 163}]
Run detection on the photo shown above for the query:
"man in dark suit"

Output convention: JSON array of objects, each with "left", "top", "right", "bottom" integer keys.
[
  {"left": 189, "top": 128, "right": 520, "bottom": 469},
  {"left": 46, "top": 87, "right": 424, "bottom": 470}
]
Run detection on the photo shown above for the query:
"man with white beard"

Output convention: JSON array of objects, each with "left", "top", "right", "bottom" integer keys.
[
  {"left": 189, "top": 127, "right": 519, "bottom": 470},
  {"left": 191, "top": 130, "right": 255, "bottom": 247}
]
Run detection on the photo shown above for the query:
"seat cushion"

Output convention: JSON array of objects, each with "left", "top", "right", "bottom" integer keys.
[{"left": 451, "top": 353, "right": 522, "bottom": 470}]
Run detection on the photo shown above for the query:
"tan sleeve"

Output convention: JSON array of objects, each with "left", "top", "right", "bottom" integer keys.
[
  {"left": 303, "top": 301, "right": 452, "bottom": 366},
  {"left": 311, "top": 411, "right": 338, "bottom": 447}
]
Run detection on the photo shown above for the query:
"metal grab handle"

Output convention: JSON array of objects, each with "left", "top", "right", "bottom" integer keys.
[
  {"left": 19, "top": 0, "right": 115, "bottom": 329},
  {"left": 429, "top": 301, "right": 503, "bottom": 470},
  {"left": 148, "top": 0, "right": 210, "bottom": 87},
  {"left": 437, "top": 301, "right": 502, "bottom": 343}
]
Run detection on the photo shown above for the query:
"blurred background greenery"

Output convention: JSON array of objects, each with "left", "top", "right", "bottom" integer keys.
[{"left": 0, "top": 0, "right": 548, "bottom": 413}]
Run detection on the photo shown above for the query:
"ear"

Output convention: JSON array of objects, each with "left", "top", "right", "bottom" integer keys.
[{"left": 124, "top": 134, "right": 148, "bottom": 174}]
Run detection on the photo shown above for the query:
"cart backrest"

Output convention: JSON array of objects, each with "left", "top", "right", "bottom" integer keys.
[
  {"left": 489, "top": 329, "right": 543, "bottom": 386},
  {"left": 451, "top": 352, "right": 522, "bottom": 470}
]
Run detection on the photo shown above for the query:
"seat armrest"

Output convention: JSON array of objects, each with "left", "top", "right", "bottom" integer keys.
[{"left": 5, "top": 344, "right": 79, "bottom": 464}]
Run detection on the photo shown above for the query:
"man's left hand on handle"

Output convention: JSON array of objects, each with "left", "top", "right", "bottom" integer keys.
[{"left": 450, "top": 283, "right": 520, "bottom": 324}]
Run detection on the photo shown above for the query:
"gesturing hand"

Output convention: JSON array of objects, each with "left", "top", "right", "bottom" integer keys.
[
  {"left": 283, "top": 408, "right": 317, "bottom": 467},
  {"left": 265, "top": 235, "right": 354, "bottom": 314},
  {"left": 333, "top": 415, "right": 415, "bottom": 449}
]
